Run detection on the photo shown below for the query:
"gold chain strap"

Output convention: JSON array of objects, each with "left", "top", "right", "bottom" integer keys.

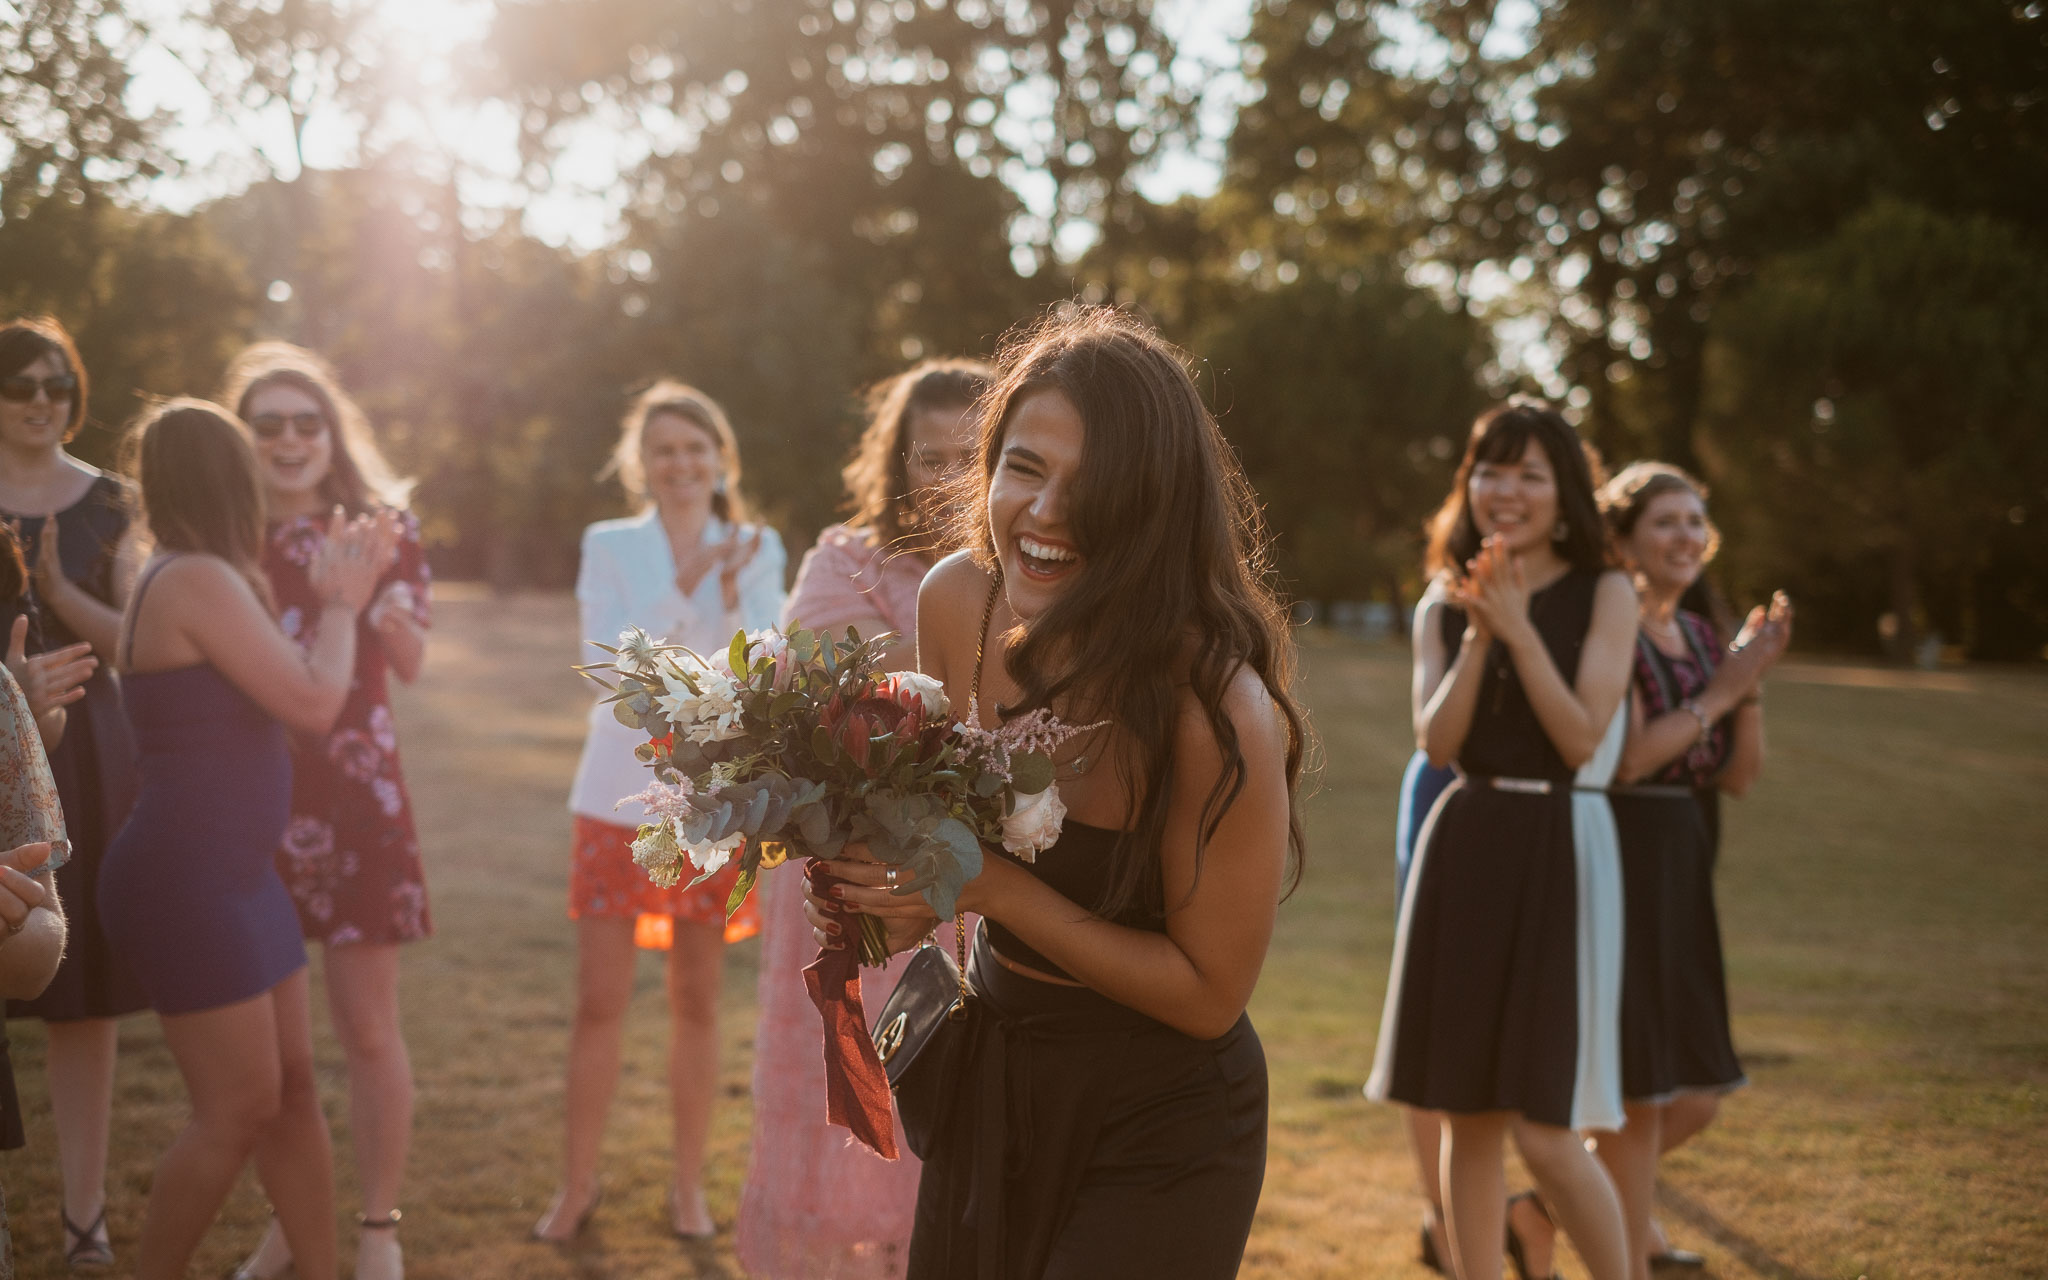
[{"left": 949, "top": 572, "right": 1002, "bottom": 1014}]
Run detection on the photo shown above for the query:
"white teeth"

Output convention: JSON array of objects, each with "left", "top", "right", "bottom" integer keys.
[{"left": 1018, "top": 536, "right": 1076, "bottom": 563}]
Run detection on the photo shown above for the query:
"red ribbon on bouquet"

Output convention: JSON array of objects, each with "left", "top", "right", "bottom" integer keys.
[{"left": 801, "top": 859, "right": 899, "bottom": 1161}]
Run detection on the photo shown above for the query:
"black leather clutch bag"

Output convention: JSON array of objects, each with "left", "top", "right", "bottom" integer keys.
[{"left": 870, "top": 924, "right": 974, "bottom": 1158}]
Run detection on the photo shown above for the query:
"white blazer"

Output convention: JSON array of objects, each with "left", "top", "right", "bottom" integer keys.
[{"left": 568, "top": 508, "right": 787, "bottom": 823}]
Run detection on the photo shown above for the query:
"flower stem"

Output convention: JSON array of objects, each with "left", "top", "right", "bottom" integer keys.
[{"left": 857, "top": 913, "right": 892, "bottom": 967}]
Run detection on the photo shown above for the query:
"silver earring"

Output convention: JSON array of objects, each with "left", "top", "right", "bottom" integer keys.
[{"left": 1552, "top": 520, "right": 1569, "bottom": 543}]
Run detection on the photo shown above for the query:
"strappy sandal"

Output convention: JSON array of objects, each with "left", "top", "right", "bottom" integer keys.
[
  {"left": 61, "top": 1204, "right": 114, "bottom": 1273},
  {"left": 1505, "top": 1190, "right": 1564, "bottom": 1280}
]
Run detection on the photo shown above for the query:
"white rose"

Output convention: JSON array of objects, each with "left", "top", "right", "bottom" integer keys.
[
  {"left": 1000, "top": 783, "right": 1067, "bottom": 863},
  {"left": 685, "top": 830, "right": 745, "bottom": 876},
  {"left": 892, "top": 671, "right": 950, "bottom": 719}
]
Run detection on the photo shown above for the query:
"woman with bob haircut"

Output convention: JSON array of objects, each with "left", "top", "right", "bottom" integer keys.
[
  {"left": 219, "top": 342, "right": 433, "bottom": 1280},
  {"left": 1588, "top": 461, "right": 1789, "bottom": 1278},
  {"left": 1365, "top": 398, "right": 1636, "bottom": 1280},
  {"left": 538, "top": 379, "right": 785, "bottom": 1242},
  {"left": 100, "top": 399, "right": 395, "bottom": 1280},
  {"left": 0, "top": 315, "right": 145, "bottom": 1272},
  {"left": 739, "top": 357, "right": 989, "bottom": 1280},
  {"left": 805, "top": 306, "right": 1308, "bottom": 1279}
]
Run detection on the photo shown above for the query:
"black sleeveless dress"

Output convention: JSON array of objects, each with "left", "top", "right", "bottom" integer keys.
[
  {"left": 1611, "top": 612, "right": 1746, "bottom": 1100},
  {"left": 1365, "top": 567, "right": 1628, "bottom": 1131},
  {"left": 907, "top": 825, "right": 1269, "bottom": 1280},
  {"left": 3, "top": 475, "right": 145, "bottom": 1024}
]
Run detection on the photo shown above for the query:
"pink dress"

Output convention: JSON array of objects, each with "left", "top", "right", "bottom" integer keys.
[{"left": 737, "top": 525, "right": 930, "bottom": 1280}]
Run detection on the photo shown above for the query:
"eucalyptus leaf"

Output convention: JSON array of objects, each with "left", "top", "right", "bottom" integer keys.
[{"left": 1009, "top": 751, "right": 1055, "bottom": 796}]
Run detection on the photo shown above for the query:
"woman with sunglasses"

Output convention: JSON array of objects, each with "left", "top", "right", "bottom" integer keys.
[
  {"left": 0, "top": 316, "right": 145, "bottom": 1272},
  {"left": 219, "top": 343, "right": 430, "bottom": 1280},
  {"left": 738, "top": 358, "right": 988, "bottom": 1280}
]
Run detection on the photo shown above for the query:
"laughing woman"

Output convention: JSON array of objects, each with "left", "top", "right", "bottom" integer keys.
[
  {"left": 1365, "top": 400, "right": 1636, "bottom": 1280},
  {"left": 1590, "top": 463, "right": 1789, "bottom": 1279},
  {"left": 807, "top": 307, "right": 1308, "bottom": 1280},
  {"left": 538, "top": 381, "right": 785, "bottom": 1242},
  {"left": 220, "top": 343, "right": 433, "bottom": 1280}
]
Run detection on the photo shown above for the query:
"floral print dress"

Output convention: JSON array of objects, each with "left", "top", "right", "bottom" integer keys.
[{"left": 263, "top": 511, "right": 433, "bottom": 946}]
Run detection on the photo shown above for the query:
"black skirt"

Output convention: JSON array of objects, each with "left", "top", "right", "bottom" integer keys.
[
  {"left": 1611, "top": 791, "right": 1745, "bottom": 1100},
  {"left": 909, "top": 929, "right": 1268, "bottom": 1280}
]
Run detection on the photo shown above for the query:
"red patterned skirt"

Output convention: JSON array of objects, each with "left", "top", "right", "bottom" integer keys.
[{"left": 569, "top": 815, "right": 760, "bottom": 948}]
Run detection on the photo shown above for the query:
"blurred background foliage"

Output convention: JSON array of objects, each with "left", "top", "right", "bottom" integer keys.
[{"left": 1, "top": 0, "right": 2043, "bottom": 658}]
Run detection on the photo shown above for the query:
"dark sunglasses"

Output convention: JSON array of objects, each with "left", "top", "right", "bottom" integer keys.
[
  {"left": 0, "top": 374, "right": 79, "bottom": 404},
  {"left": 249, "top": 411, "right": 328, "bottom": 441}
]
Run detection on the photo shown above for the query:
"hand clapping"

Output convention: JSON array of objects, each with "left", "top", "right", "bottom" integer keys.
[
  {"left": 1447, "top": 534, "right": 1533, "bottom": 646},
  {"left": 1722, "top": 590, "right": 1794, "bottom": 694},
  {"left": 309, "top": 508, "right": 401, "bottom": 614},
  {"left": 4, "top": 615, "right": 95, "bottom": 720}
]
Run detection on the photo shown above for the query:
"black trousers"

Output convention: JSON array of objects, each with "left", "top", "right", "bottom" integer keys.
[{"left": 908, "top": 929, "right": 1268, "bottom": 1280}]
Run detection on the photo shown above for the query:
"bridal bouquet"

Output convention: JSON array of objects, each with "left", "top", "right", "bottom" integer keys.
[
  {"left": 579, "top": 624, "right": 1099, "bottom": 1157},
  {"left": 579, "top": 625, "right": 1095, "bottom": 965}
]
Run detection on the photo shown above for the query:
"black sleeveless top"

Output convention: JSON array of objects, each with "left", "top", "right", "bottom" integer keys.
[
  {"left": 1437, "top": 567, "right": 1601, "bottom": 785},
  {"left": 984, "top": 821, "right": 1166, "bottom": 980}
]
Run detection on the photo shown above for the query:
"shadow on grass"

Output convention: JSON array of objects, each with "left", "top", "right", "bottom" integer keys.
[{"left": 1661, "top": 1183, "right": 1827, "bottom": 1280}]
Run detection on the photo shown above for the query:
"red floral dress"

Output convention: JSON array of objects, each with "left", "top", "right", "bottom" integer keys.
[{"left": 263, "top": 511, "right": 433, "bottom": 946}]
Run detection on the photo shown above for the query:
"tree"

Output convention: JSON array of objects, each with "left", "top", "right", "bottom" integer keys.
[
  {"left": 1700, "top": 200, "right": 2048, "bottom": 659},
  {"left": 0, "top": 0, "right": 169, "bottom": 221},
  {"left": 1230, "top": 0, "right": 2048, "bottom": 466},
  {"left": 1195, "top": 269, "right": 1487, "bottom": 606}
]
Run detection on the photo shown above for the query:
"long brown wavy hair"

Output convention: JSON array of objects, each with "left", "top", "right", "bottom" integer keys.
[
  {"left": 842, "top": 359, "right": 991, "bottom": 555},
  {"left": 221, "top": 342, "right": 414, "bottom": 515},
  {"left": 944, "top": 306, "right": 1310, "bottom": 918},
  {"left": 122, "top": 399, "right": 273, "bottom": 610}
]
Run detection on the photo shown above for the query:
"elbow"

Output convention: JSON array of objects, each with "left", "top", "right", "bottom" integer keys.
[
  {"left": 1168, "top": 989, "right": 1252, "bottom": 1041},
  {"left": 1719, "top": 771, "right": 1756, "bottom": 800},
  {"left": 284, "top": 691, "right": 349, "bottom": 737}
]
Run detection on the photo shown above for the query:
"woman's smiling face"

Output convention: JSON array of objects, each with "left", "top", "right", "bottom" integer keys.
[
  {"left": 987, "top": 389, "right": 1085, "bottom": 620},
  {"left": 0, "top": 352, "right": 74, "bottom": 454}
]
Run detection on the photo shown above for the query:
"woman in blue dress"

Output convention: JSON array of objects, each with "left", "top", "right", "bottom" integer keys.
[{"left": 99, "top": 401, "right": 395, "bottom": 1280}]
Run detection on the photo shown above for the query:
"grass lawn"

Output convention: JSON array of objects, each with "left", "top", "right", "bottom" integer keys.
[{"left": 5, "top": 589, "right": 2044, "bottom": 1278}]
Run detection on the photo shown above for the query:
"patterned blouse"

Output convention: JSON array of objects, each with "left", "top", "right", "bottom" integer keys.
[{"left": 1632, "top": 609, "right": 1731, "bottom": 787}]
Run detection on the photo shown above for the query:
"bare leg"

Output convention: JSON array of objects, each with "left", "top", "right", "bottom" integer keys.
[
  {"left": 533, "top": 917, "right": 637, "bottom": 1240},
  {"left": 1512, "top": 1116, "right": 1629, "bottom": 1280},
  {"left": 1647, "top": 1092, "right": 1721, "bottom": 1253},
  {"left": 665, "top": 919, "right": 725, "bottom": 1236},
  {"left": 1404, "top": 1106, "right": 1453, "bottom": 1274},
  {"left": 247, "top": 970, "right": 338, "bottom": 1280},
  {"left": 1441, "top": 1112, "right": 1507, "bottom": 1280},
  {"left": 1590, "top": 1103, "right": 1660, "bottom": 1280},
  {"left": 138, "top": 988, "right": 290, "bottom": 1280},
  {"left": 326, "top": 944, "right": 412, "bottom": 1279},
  {"left": 46, "top": 1018, "right": 118, "bottom": 1254}
]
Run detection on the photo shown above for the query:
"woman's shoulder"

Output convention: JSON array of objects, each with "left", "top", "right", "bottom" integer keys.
[
  {"left": 1173, "top": 662, "right": 1288, "bottom": 771},
  {"left": 580, "top": 510, "right": 655, "bottom": 548},
  {"left": 918, "top": 551, "right": 991, "bottom": 613}
]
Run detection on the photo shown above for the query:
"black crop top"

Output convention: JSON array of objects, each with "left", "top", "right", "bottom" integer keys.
[{"left": 984, "top": 820, "right": 1168, "bottom": 980}]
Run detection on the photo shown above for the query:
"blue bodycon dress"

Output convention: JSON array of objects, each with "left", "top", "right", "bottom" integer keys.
[{"left": 98, "top": 565, "right": 303, "bottom": 1015}]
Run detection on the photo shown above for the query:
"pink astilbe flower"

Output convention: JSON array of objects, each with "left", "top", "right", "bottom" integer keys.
[
  {"left": 618, "top": 777, "right": 694, "bottom": 822},
  {"left": 955, "top": 696, "right": 1107, "bottom": 781}
]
